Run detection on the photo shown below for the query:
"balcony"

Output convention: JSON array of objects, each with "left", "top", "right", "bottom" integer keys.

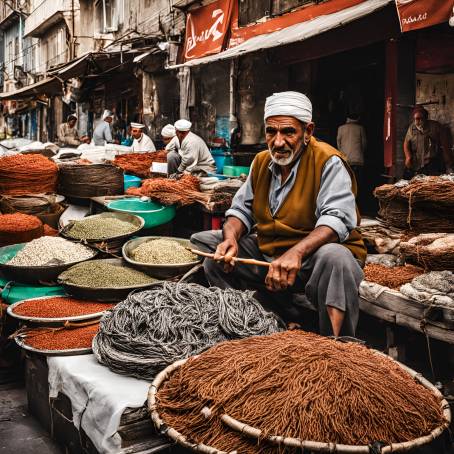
[
  {"left": 24, "top": 0, "right": 73, "bottom": 37},
  {"left": 0, "top": 2, "right": 19, "bottom": 31}
]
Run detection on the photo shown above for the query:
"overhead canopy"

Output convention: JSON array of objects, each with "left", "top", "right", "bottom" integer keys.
[
  {"left": 169, "top": 0, "right": 392, "bottom": 69},
  {"left": 0, "top": 77, "right": 61, "bottom": 100}
]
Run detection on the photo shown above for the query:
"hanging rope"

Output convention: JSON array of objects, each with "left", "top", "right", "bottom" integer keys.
[{"left": 92, "top": 282, "right": 283, "bottom": 380}]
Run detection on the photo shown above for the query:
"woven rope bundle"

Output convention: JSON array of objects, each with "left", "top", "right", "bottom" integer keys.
[{"left": 113, "top": 151, "right": 167, "bottom": 178}]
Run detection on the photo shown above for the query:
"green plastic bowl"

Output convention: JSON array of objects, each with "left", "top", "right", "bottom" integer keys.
[
  {"left": 107, "top": 198, "right": 176, "bottom": 229},
  {"left": 223, "top": 165, "right": 250, "bottom": 177}
]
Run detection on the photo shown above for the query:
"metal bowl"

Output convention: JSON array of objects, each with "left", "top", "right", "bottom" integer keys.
[
  {"left": 7, "top": 295, "right": 112, "bottom": 325},
  {"left": 60, "top": 212, "right": 144, "bottom": 243},
  {"left": 0, "top": 242, "right": 98, "bottom": 285},
  {"left": 15, "top": 336, "right": 92, "bottom": 356},
  {"left": 57, "top": 258, "right": 158, "bottom": 302},
  {"left": 122, "top": 236, "right": 201, "bottom": 279}
]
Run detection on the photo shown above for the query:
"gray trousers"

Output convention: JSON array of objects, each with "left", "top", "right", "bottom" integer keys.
[
  {"left": 167, "top": 150, "right": 181, "bottom": 175},
  {"left": 190, "top": 230, "right": 364, "bottom": 336}
]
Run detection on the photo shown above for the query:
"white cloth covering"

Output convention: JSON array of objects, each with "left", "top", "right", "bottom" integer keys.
[
  {"left": 132, "top": 133, "right": 156, "bottom": 152},
  {"left": 174, "top": 119, "right": 192, "bottom": 131},
  {"left": 47, "top": 355, "right": 150, "bottom": 454},
  {"left": 264, "top": 91, "right": 312, "bottom": 123}
]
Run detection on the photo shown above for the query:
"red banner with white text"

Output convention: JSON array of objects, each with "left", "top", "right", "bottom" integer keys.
[
  {"left": 395, "top": 0, "right": 453, "bottom": 32},
  {"left": 183, "top": 0, "right": 234, "bottom": 61}
]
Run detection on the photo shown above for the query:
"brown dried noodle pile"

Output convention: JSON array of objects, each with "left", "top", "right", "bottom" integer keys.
[
  {"left": 157, "top": 331, "right": 446, "bottom": 453},
  {"left": 364, "top": 263, "right": 424, "bottom": 289},
  {"left": 113, "top": 151, "right": 167, "bottom": 178}
]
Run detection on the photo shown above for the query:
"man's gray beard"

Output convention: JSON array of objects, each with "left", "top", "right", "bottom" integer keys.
[{"left": 269, "top": 143, "right": 305, "bottom": 166}]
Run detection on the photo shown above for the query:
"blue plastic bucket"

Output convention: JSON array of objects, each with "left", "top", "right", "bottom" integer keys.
[{"left": 124, "top": 174, "right": 142, "bottom": 192}]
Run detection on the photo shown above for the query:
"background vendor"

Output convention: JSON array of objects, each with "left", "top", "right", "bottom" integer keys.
[
  {"left": 93, "top": 110, "right": 115, "bottom": 146},
  {"left": 161, "top": 124, "right": 179, "bottom": 154},
  {"left": 58, "top": 114, "right": 90, "bottom": 147},
  {"left": 130, "top": 122, "right": 156, "bottom": 152},
  {"left": 191, "top": 91, "right": 366, "bottom": 337},
  {"left": 168, "top": 119, "right": 216, "bottom": 175}
]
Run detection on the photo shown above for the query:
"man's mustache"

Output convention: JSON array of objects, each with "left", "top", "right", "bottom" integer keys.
[{"left": 271, "top": 147, "right": 293, "bottom": 153}]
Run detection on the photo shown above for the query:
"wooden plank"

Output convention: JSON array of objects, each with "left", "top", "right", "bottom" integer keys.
[
  {"left": 120, "top": 406, "right": 149, "bottom": 426},
  {"left": 118, "top": 419, "right": 156, "bottom": 442},
  {"left": 374, "top": 289, "right": 427, "bottom": 319},
  {"left": 359, "top": 298, "right": 397, "bottom": 323},
  {"left": 120, "top": 438, "right": 172, "bottom": 454}
]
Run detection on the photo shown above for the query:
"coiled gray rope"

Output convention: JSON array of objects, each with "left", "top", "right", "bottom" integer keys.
[{"left": 92, "top": 282, "right": 283, "bottom": 379}]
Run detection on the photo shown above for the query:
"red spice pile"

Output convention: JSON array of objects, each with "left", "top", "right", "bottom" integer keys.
[
  {"left": 43, "top": 224, "right": 59, "bottom": 236},
  {"left": 25, "top": 323, "right": 99, "bottom": 350},
  {"left": 364, "top": 263, "right": 424, "bottom": 289},
  {"left": 13, "top": 297, "right": 114, "bottom": 318},
  {"left": 114, "top": 151, "right": 167, "bottom": 178},
  {"left": 0, "top": 213, "right": 43, "bottom": 246}
]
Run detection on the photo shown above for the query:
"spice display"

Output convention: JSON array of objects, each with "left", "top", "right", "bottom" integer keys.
[
  {"left": 59, "top": 261, "right": 155, "bottom": 288},
  {"left": 12, "top": 297, "right": 114, "bottom": 318},
  {"left": 0, "top": 213, "right": 43, "bottom": 247},
  {"left": 127, "top": 174, "right": 201, "bottom": 206},
  {"left": 131, "top": 239, "right": 197, "bottom": 264},
  {"left": 0, "top": 154, "right": 58, "bottom": 195},
  {"left": 374, "top": 175, "right": 454, "bottom": 232},
  {"left": 43, "top": 224, "right": 59, "bottom": 236},
  {"left": 7, "top": 236, "right": 95, "bottom": 266},
  {"left": 67, "top": 217, "right": 137, "bottom": 240},
  {"left": 113, "top": 151, "right": 167, "bottom": 178},
  {"left": 93, "top": 282, "right": 282, "bottom": 379},
  {"left": 363, "top": 263, "right": 424, "bottom": 289},
  {"left": 156, "top": 331, "right": 447, "bottom": 451},
  {"left": 24, "top": 323, "right": 99, "bottom": 350}
]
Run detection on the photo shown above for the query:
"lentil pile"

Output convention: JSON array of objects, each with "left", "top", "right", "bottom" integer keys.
[
  {"left": 59, "top": 261, "right": 155, "bottom": 288},
  {"left": 364, "top": 263, "right": 424, "bottom": 289},
  {"left": 7, "top": 236, "right": 95, "bottom": 266},
  {"left": 156, "top": 331, "right": 447, "bottom": 452},
  {"left": 12, "top": 297, "right": 114, "bottom": 318},
  {"left": 131, "top": 239, "right": 197, "bottom": 264},
  {"left": 67, "top": 217, "right": 137, "bottom": 240},
  {"left": 0, "top": 213, "right": 43, "bottom": 246},
  {"left": 24, "top": 323, "right": 99, "bottom": 350}
]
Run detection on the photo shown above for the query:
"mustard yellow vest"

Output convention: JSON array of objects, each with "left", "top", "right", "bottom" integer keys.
[{"left": 251, "top": 137, "right": 366, "bottom": 263}]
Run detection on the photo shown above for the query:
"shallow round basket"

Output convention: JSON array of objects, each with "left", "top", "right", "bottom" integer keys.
[
  {"left": 59, "top": 212, "right": 144, "bottom": 243},
  {"left": 14, "top": 336, "right": 92, "bottom": 357},
  {"left": 122, "top": 236, "right": 201, "bottom": 279},
  {"left": 7, "top": 296, "right": 111, "bottom": 325},
  {"left": 148, "top": 352, "right": 451, "bottom": 454},
  {"left": 57, "top": 258, "right": 158, "bottom": 302},
  {"left": 0, "top": 242, "right": 98, "bottom": 284}
]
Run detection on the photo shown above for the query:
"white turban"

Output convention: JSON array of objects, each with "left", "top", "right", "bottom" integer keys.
[
  {"left": 174, "top": 119, "right": 192, "bottom": 132},
  {"left": 264, "top": 91, "right": 312, "bottom": 124},
  {"left": 102, "top": 109, "right": 113, "bottom": 120},
  {"left": 161, "top": 124, "right": 176, "bottom": 138}
]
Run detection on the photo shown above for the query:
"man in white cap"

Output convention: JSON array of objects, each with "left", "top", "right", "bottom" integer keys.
[
  {"left": 93, "top": 110, "right": 114, "bottom": 146},
  {"left": 161, "top": 124, "right": 179, "bottom": 153},
  {"left": 130, "top": 122, "right": 156, "bottom": 152},
  {"left": 191, "top": 91, "right": 366, "bottom": 337},
  {"left": 170, "top": 119, "right": 215, "bottom": 175}
]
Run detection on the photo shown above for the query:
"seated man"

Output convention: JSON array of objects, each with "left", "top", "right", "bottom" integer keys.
[
  {"left": 161, "top": 124, "right": 179, "bottom": 154},
  {"left": 191, "top": 91, "right": 366, "bottom": 337},
  {"left": 168, "top": 119, "right": 216, "bottom": 175},
  {"left": 58, "top": 114, "right": 89, "bottom": 147},
  {"left": 130, "top": 122, "right": 156, "bottom": 152}
]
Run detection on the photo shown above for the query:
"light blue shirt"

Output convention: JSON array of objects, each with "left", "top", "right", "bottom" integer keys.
[
  {"left": 225, "top": 154, "right": 357, "bottom": 243},
  {"left": 93, "top": 121, "right": 113, "bottom": 146}
]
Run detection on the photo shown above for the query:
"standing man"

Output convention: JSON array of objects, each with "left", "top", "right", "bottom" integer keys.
[
  {"left": 337, "top": 113, "right": 367, "bottom": 187},
  {"left": 58, "top": 114, "right": 90, "bottom": 147},
  {"left": 191, "top": 92, "right": 366, "bottom": 337},
  {"left": 93, "top": 110, "right": 115, "bottom": 146},
  {"left": 130, "top": 122, "right": 156, "bottom": 152},
  {"left": 168, "top": 119, "right": 216, "bottom": 175},
  {"left": 403, "top": 105, "right": 452, "bottom": 177}
]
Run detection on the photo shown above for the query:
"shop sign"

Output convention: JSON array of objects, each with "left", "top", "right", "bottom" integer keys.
[
  {"left": 395, "top": 0, "right": 454, "bottom": 32},
  {"left": 184, "top": 0, "right": 234, "bottom": 61}
]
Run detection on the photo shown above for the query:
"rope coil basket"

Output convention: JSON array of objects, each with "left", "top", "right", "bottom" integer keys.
[
  {"left": 58, "top": 163, "right": 124, "bottom": 198},
  {"left": 148, "top": 332, "right": 451, "bottom": 454}
]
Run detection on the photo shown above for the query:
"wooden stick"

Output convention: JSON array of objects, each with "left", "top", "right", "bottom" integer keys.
[{"left": 187, "top": 248, "right": 270, "bottom": 268}]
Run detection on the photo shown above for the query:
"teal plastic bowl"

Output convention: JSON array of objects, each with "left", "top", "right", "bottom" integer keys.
[
  {"left": 124, "top": 174, "right": 142, "bottom": 192},
  {"left": 107, "top": 198, "right": 176, "bottom": 229},
  {"left": 223, "top": 165, "right": 250, "bottom": 177}
]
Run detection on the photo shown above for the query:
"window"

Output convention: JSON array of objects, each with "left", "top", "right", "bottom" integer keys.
[{"left": 95, "top": 0, "right": 119, "bottom": 33}]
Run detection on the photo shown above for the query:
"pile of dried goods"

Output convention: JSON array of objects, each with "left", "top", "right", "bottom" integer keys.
[
  {"left": 0, "top": 213, "right": 43, "bottom": 247},
  {"left": 113, "top": 151, "right": 167, "bottom": 178},
  {"left": 23, "top": 323, "right": 99, "bottom": 350},
  {"left": 156, "top": 331, "right": 447, "bottom": 451},
  {"left": 7, "top": 236, "right": 95, "bottom": 266},
  {"left": 12, "top": 297, "right": 114, "bottom": 318},
  {"left": 127, "top": 174, "right": 201, "bottom": 206},
  {"left": 400, "top": 233, "right": 454, "bottom": 271},
  {"left": 374, "top": 175, "right": 454, "bottom": 232},
  {"left": 59, "top": 261, "right": 155, "bottom": 288},
  {"left": 0, "top": 154, "right": 58, "bottom": 195},
  {"left": 363, "top": 263, "right": 424, "bottom": 289},
  {"left": 93, "top": 282, "right": 282, "bottom": 379},
  {"left": 67, "top": 217, "right": 137, "bottom": 240},
  {"left": 131, "top": 239, "right": 197, "bottom": 264}
]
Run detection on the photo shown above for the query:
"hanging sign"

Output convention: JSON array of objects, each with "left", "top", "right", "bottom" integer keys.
[
  {"left": 183, "top": 0, "right": 234, "bottom": 61},
  {"left": 395, "top": 0, "right": 454, "bottom": 32}
]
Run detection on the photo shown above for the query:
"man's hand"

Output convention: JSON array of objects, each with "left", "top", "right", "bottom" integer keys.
[
  {"left": 265, "top": 247, "right": 303, "bottom": 292},
  {"left": 214, "top": 238, "right": 238, "bottom": 272},
  {"left": 405, "top": 156, "right": 412, "bottom": 169}
]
